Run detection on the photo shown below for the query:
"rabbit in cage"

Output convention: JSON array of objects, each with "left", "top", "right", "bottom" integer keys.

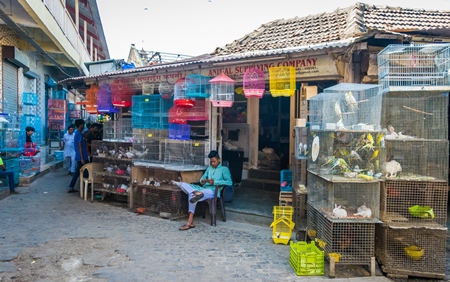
[
  {"left": 332, "top": 204, "right": 348, "bottom": 218},
  {"left": 354, "top": 203, "right": 372, "bottom": 218}
]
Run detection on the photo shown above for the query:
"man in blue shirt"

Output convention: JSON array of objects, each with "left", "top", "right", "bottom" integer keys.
[
  {"left": 172, "top": 150, "right": 232, "bottom": 230},
  {"left": 68, "top": 119, "right": 89, "bottom": 193}
]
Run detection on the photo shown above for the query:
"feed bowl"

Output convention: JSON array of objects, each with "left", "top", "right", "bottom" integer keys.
[
  {"left": 115, "top": 169, "right": 125, "bottom": 175},
  {"left": 329, "top": 253, "right": 341, "bottom": 262},
  {"left": 404, "top": 246, "right": 424, "bottom": 260},
  {"left": 136, "top": 207, "right": 146, "bottom": 214}
]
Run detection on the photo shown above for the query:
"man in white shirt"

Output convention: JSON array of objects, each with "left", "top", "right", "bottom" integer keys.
[{"left": 62, "top": 124, "right": 76, "bottom": 175}]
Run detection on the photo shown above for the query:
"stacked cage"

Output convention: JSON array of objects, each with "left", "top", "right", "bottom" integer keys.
[
  {"left": 131, "top": 129, "right": 168, "bottom": 166},
  {"left": 102, "top": 119, "right": 133, "bottom": 141},
  {"left": 0, "top": 113, "right": 20, "bottom": 158},
  {"left": 306, "top": 84, "right": 384, "bottom": 275},
  {"left": 375, "top": 44, "right": 450, "bottom": 279},
  {"left": 47, "top": 99, "right": 66, "bottom": 153},
  {"left": 19, "top": 92, "right": 41, "bottom": 148},
  {"left": 132, "top": 95, "right": 173, "bottom": 129}
]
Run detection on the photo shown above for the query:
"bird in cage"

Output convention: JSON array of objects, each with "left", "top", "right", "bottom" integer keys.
[
  {"left": 334, "top": 102, "right": 342, "bottom": 121},
  {"left": 134, "top": 148, "right": 149, "bottom": 158},
  {"left": 344, "top": 92, "right": 358, "bottom": 112}
]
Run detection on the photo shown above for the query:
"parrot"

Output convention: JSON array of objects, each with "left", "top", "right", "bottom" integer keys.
[
  {"left": 370, "top": 149, "right": 379, "bottom": 161},
  {"left": 344, "top": 91, "right": 358, "bottom": 112},
  {"left": 334, "top": 102, "right": 342, "bottom": 121}
]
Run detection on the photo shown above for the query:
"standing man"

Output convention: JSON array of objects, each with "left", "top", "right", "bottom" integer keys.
[
  {"left": 84, "top": 123, "right": 102, "bottom": 162},
  {"left": 62, "top": 124, "right": 76, "bottom": 176},
  {"left": 25, "top": 126, "right": 40, "bottom": 155},
  {"left": 67, "top": 119, "right": 89, "bottom": 193},
  {"left": 0, "top": 157, "right": 17, "bottom": 195}
]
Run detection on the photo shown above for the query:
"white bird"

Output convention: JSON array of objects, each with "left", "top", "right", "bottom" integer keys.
[
  {"left": 134, "top": 148, "right": 149, "bottom": 158},
  {"left": 345, "top": 92, "right": 358, "bottom": 112},
  {"left": 334, "top": 102, "right": 343, "bottom": 122}
]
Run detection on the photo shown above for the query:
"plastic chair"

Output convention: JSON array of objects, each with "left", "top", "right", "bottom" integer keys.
[{"left": 79, "top": 162, "right": 104, "bottom": 201}]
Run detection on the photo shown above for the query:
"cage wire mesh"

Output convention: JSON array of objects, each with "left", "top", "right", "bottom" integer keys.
[
  {"left": 102, "top": 119, "right": 133, "bottom": 141},
  {"left": 307, "top": 204, "right": 375, "bottom": 265},
  {"left": 307, "top": 131, "right": 386, "bottom": 179},
  {"left": 292, "top": 185, "right": 307, "bottom": 230},
  {"left": 163, "top": 139, "right": 209, "bottom": 167},
  {"left": 384, "top": 139, "right": 448, "bottom": 180},
  {"left": 380, "top": 180, "right": 448, "bottom": 227},
  {"left": 378, "top": 44, "right": 450, "bottom": 91},
  {"left": 375, "top": 224, "right": 446, "bottom": 276},
  {"left": 91, "top": 140, "right": 134, "bottom": 161},
  {"left": 382, "top": 91, "right": 448, "bottom": 140},
  {"left": 307, "top": 172, "right": 380, "bottom": 221},
  {"left": 133, "top": 184, "right": 188, "bottom": 218},
  {"left": 308, "top": 90, "right": 383, "bottom": 131},
  {"left": 131, "top": 95, "right": 173, "bottom": 129}
]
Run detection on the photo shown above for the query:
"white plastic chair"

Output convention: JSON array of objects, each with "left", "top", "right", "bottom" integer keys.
[{"left": 79, "top": 163, "right": 104, "bottom": 201}]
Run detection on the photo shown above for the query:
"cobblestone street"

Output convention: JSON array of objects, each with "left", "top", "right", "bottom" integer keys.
[{"left": 0, "top": 168, "right": 401, "bottom": 281}]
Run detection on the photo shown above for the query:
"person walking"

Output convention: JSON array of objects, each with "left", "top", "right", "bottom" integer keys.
[
  {"left": 67, "top": 119, "right": 89, "bottom": 193},
  {"left": 0, "top": 157, "right": 17, "bottom": 194},
  {"left": 62, "top": 124, "right": 76, "bottom": 176}
]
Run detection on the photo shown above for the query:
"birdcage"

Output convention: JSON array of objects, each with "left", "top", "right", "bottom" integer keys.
[
  {"left": 131, "top": 95, "right": 172, "bottom": 129},
  {"left": 380, "top": 180, "right": 448, "bottom": 227},
  {"left": 85, "top": 84, "right": 99, "bottom": 106},
  {"left": 19, "top": 156, "right": 40, "bottom": 176},
  {"left": 164, "top": 139, "right": 209, "bottom": 167},
  {"left": 243, "top": 67, "right": 265, "bottom": 98},
  {"left": 158, "top": 81, "right": 174, "bottom": 99},
  {"left": 131, "top": 132, "right": 166, "bottom": 165},
  {"left": 375, "top": 223, "right": 446, "bottom": 279},
  {"left": 186, "top": 99, "right": 209, "bottom": 121},
  {"left": 174, "top": 78, "right": 195, "bottom": 108},
  {"left": 168, "top": 124, "right": 190, "bottom": 140},
  {"left": 111, "top": 80, "right": 134, "bottom": 107},
  {"left": 168, "top": 105, "right": 188, "bottom": 124},
  {"left": 307, "top": 204, "right": 375, "bottom": 266},
  {"left": 378, "top": 44, "right": 450, "bottom": 92},
  {"left": 384, "top": 139, "right": 448, "bottom": 181},
  {"left": 133, "top": 184, "right": 188, "bottom": 219},
  {"left": 97, "top": 83, "right": 119, "bottom": 113},
  {"left": 381, "top": 91, "right": 448, "bottom": 140},
  {"left": 292, "top": 184, "right": 308, "bottom": 231},
  {"left": 307, "top": 130, "right": 386, "bottom": 179},
  {"left": 102, "top": 119, "right": 133, "bottom": 141},
  {"left": 185, "top": 74, "right": 210, "bottom": 98},
  {"left": 307, "top": 171, "right": 380, "bottom": 221},
  {"left": 269, "top": 66, "right": 296, "bottom": 97},
  {"left": 209, "top": 73, "right": 235, "bottom": 107},
  {"left": 22, "top": 92, "right": 38, "bottom": 105}
]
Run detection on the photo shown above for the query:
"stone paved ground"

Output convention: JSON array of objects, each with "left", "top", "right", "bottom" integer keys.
[{"left": 0, "top": 168, "right": 395, "bottom": 281}]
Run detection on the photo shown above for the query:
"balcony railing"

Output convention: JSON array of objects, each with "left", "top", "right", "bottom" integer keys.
[{"left": 42, "top": 0, "right": 91, "bottom": 64}]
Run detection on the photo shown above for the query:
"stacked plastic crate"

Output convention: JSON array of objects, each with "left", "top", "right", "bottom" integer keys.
[
  {"left": 19, "top": 92, "right": 41, "bottom": 148},
  {"left": 375, "top": 44, "right": 450, "bottom": 280},
  {"left": 306, "top": 83, "right": 383, "bottom": 277}
]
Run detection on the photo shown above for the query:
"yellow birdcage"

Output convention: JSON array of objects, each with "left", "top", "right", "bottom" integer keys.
[{"left": 269, "top": 66, "right": 296, "bottom": 97}]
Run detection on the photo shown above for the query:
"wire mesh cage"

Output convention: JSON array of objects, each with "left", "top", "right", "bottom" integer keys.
[
  {"left": 110, "top": 80, "right": 134, "bottom": 107},
  {"left": 102, "top": 119, "right": 133, "bottom": 141},
  {"left": 133, "top": 184, "right": 188, "bottom": 218},
  {"left": 91, "top": 140, "right": 134, "bottom": 161},
  {"left": 307, "top": 130, "right": 386, "bottom": 179},
  {"left": 375, "top": 224, "right": 446, "bottom": 278},
  {"left": 381, "top": 91, "right": 448, "bottom": 140},
  {"left": 384, "top": 139, "right": 448, "bottom": 180},
  {"left": 209, "top": 73, "right": 235, "bottom": 107},
  {"left": 158, "top": 81, "right": 175, "bottom": 99},
  {"left": 97, "top": 83, "right": 119, "bottom": 113},
  {"left": 307, "top": 171, "right": 380, "bottom": 221},
  {"left": 163, "top": 139, "right": 209, "bottom": 167},
  {"left": 269, "top": 66, "right": 296, "bottom": 97},
  {"left": 132, "top": 137, "right": 166, "bottom": 165},
  {"left": 185, "top": 74, "right": 210, "bottom": 98},
  {"left": 243, "top": 67, "right": 265, "bottom": 98},
  {"left": 168, "top": 124, "right": 190, "bottom": 140},
  {"left": 186, "top": 99, "right": 209, "bottom": 121},
  {"left": 85, "top": 84, "right": 99, "bottom": 106},
  {"left": 378, "top": 44, "right": 450, "bottom": 92},
  {"left": 307, "top": 204, "right": 375, "bottom": 265},
  {"left": 131, "top": 95, "right": 173, "bottom": 129},
  {"left": 292, "top": 184, "right": 307, "bottom": 231},
  {"left": 168, "top": 105, "right": 188, "bottom": 124},
  {"left": 174, "top": 78, "right": 195, "bottom": 108},
  {"left": 308, "top": 90, "right": 383, "bottom": 131},
  {"left": 380, "top": 180, "right": 448, "bottom": 227}
]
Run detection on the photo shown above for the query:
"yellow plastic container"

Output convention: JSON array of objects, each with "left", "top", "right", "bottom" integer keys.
[
  {"left": 290, "top": 241, "right": 325, "bottom": 276},
  {"left": 270, "top": 217, "right": 295, "bottom": 244}
]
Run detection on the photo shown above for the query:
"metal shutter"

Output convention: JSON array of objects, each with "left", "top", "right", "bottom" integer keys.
[{"left": 3, "top": 61, "right": 18, "bottom": 114}]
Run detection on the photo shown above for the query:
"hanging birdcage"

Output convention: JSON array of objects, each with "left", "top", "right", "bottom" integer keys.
[
  {"left": 174, "top": 78, "right": 195, "bottom": 108},
  {"left": 111, "top": 80, "right": 134, "bottom": 107},
  {"left": 243, "top": 68, "right": 265, "bottom": 98},
  {"left": 97, "top": 83, "right": 119, "bottom": 113},
  {"left": 168, "top": 105, "right": 189, "bottom": 124},
  {"left": 185, "top": 74, "right": 210, "bottom": 98},
  {"left": 158, "top": 81, "right": 174, "bottom": 99},
  {"left": 209, "top": 72, "right": 235, "bottom": 107},
  {"left": 269, "top": 66, "right": 296, "bottom": 97}
]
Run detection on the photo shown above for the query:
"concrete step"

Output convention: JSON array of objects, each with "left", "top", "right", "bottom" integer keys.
[
  {"left": 240, "top": 178, "right": 280, "bottom": 192},
  {"left": 247, "top": 169, "right": 280, "bottom": 181}
]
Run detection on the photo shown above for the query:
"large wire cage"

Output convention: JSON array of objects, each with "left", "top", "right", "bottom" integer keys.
[
  {"left": 307, "top": 130, "right": 386, "bottom": 179},
  {"left": 131, "top": 95, "right": 173, "bottom": 129},
  {"left": 378, "top": 44, "right": 450, "bottom": 92},
  {"left": 375, "top": 224, "right": 446, "bottom": 279},
  {"left": 307, "top": 204, "right": 375, "bottom": 266},
  {"left": 381, "top": 91, "right": 448, "bottom": 140},
  {"left": 163, "top": 139, "right": 209, "bottom": 168},
  {"left": 308, "top": 90, "right": 383, "bottom": 131},
  {"left": 384, "top": 139, "right": 448, "bottom": 181},
  {"left": 307, "top": 172, "right": 380, "bottom": 221},
  {"left": 102, "top": 119, "right": 133, "bottom": 141},
  {"left": 380, "top": 180, "right": 448, "bottom": 227}
]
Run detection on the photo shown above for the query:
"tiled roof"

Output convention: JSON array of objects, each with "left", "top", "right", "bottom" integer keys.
[{"left": 213, "top": 2, "right": 450, "bottom": 55}]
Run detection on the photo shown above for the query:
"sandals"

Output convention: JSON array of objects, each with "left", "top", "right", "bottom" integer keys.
[
  {"left": 179, "top": 223, "right": 195, "bottom": 231},
  {"left": 189, "top": 192, "right": 204, "bottom": 203}
]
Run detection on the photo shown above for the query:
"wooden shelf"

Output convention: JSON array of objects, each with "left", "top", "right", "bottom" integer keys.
[
  {"left": 93, "top": 171, "right": 131, "bottom": 180},
  {"left": 92, "top": 156, "right": 132, "bottom": 162}
]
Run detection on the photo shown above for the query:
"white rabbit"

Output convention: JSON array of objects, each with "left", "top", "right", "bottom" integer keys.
[
  {"left": 332, "top": 204, "right": 347, "bottom": 218},
  {"left": 355, "top": 203, "right": 372, "bottom": 218}
]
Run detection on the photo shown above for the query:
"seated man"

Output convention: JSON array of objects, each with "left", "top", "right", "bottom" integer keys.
[
  {"left": 172, "top": 150, "right": 232, "bottom": 231},
  {"left": 0, "top": 157, "right": 17, "bottom": 194}
]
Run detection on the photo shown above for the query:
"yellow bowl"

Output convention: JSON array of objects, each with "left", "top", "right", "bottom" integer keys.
[
  {"left": 307, "top": 229, "right": 317, "bottom": 237},
  {"left": 404, "top": 246, "right": 424, "bottom": 260},
  {"left": 329, "top": 253, "right": 341, "bottom": 262}
]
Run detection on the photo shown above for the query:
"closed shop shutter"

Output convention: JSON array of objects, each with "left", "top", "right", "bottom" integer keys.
[{"left": 3, "top": 61, "right": 18, "bottom": 114}]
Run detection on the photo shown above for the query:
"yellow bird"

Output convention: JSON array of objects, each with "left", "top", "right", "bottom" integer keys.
[
  {"left": 376, "top": 133, "right": 384, "bottom": 146},
  {"left": 370, "top": 150, "right": 379, "bottom": 160},
  {"left": 315, "top": 238, "right": 327, "bottom": 249}
]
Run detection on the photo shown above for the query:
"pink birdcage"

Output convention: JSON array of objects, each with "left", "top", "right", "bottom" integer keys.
[
  {"left": 209, "top": 72, "right": 235, "bottom": 107},
  {"left": 243, "top": 68, "right": 266, "bottom": 98},
  {"left": 174, "top": 78, "right": 195, "bottom": 108},
  {"left": 111, "top": 80, "right": 134, "bottom": 107},
  {"left": 168, "top": 105, "right": 188, "bottom": 124}
]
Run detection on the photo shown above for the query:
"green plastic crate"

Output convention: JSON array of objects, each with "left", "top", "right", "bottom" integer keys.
[{"left": 289, "top": 241, "right": 324, "bottom": 276}]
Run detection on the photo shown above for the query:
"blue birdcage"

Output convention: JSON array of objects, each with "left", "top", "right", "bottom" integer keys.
[{"left": 185, "top": 74, "right": 210, "bottom": 98}]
